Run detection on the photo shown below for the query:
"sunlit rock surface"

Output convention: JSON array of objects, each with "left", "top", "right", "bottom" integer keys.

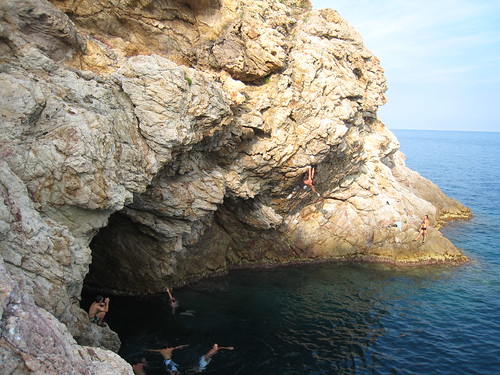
[{"left": 0, "top": 0, "right": 470, "bottom": 372}]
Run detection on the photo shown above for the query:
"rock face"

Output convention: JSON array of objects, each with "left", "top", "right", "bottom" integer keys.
[
  {"left": 0, "top": 0, "right": 470, "bottom": 372},
  {"left": 0, "top": 258, "right": 132, "bottom": 374}
]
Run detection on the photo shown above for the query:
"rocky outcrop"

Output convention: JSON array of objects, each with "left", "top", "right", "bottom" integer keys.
[
  {"left": 0, "top": 0, "right": 470, "bottom": 372},
  {"left": 0, "top": 258, "right": 132, "bottom": 374}
]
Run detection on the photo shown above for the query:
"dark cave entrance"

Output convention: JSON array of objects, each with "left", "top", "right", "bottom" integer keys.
[{"left": 83, "top": 211, "right": 168, "bottom": 296}]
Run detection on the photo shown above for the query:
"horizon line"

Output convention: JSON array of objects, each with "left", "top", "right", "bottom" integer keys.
[{"left": 388, "top": 128, "right": 500, "bottom": 133}]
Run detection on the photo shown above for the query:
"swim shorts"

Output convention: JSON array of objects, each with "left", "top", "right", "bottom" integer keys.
[
  {"left": 164, "top": 359, "right": 178, "bottom": 372},
  {"left": 199, "top": 356, "right": 211, "bottom": 371}
]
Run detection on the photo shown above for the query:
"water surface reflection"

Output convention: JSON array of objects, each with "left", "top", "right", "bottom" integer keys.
[{"left": 107, "top": 262, "right": 467, "bottom": 375}]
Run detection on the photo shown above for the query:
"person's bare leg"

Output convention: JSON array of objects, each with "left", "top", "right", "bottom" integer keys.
[{"left": 97, "top": 311, "right": 106, "bottom": 326}]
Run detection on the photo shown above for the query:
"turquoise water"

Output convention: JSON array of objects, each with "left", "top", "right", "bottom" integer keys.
[{"left": 108, "top": 130, "right": 500, "bottom": 374}]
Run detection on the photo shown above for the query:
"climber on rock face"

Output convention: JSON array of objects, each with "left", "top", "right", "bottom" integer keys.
[{"left": 303, "top": 165, "right": 320, "bottom": 197}]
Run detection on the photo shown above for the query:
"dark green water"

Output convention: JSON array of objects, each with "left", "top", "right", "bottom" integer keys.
[
  {"left": 100, "top": 131, "right": 500, "bottom": 374},
  {"left": 106, "top": 260, "right": 497, "bottom": 375}
]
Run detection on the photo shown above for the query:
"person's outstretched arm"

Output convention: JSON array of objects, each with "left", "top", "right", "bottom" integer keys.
[
  {"left": 174, "top": 344, "right": 189, "bottom": 350},
  {"left": 144, "top": 349, "right": 162, "bottom": 355}
]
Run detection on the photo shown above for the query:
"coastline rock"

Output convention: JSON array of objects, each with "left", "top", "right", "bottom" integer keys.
[
  {"left": 0, "top": 259, "right": 132, "bottom": 374},
  {"left": 0, "top": 0, "right": 471, "bottom": 372}
]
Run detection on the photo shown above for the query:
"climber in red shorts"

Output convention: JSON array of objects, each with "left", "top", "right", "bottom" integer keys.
[{"left": 303, "top": 166, "right": 320, "bottom": 197}]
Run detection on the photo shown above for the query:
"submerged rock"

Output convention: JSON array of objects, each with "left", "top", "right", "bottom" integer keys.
[{"left": 0, "top": 0, "right": 470, "bottom": 372}]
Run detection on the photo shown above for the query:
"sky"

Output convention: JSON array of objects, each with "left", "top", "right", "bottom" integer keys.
[{"left": 311, "top": 0, "right": 500, "bottom": 132}]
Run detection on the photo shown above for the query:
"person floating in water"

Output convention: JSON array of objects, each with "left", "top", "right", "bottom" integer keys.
[
  {"left": 413, "top": 215, "right": 430, "bottom": 243},
  {"left": 131, "top": 357, "right": 148, "bottom": 375},
  {"left": 88, "top": 295, "right": 109, "bottom": 327},
  {"left": 303, "top": 166, "right": 320, "bottom": 197},
  {"left": 167, "top": 288, "right": 195, "bottom": 316},
  {"left": 198, "top": 343, "right": 234, "bottom": 372},
  {"left": 145, "top": 344, "right": 189, "bottom": 374}
]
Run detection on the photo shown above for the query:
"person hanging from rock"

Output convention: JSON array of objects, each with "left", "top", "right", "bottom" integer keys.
[
  {"left": 145, "top": 344, "right": 189, "bottom": 374},
  {"left": 198, "top": 343, "right": 235, "bottom": 372},
  {"left": 167, "top": 288, "right": 194, "bottom": 316},
  {"left": 413, "top": 215, "right": 430, "bottom": 243},
  {"left": 303, "top": 165, "right": 320, "bottom": 197},
  {"left": 88, "top": 295, "right": 109, "bottom": 327}
]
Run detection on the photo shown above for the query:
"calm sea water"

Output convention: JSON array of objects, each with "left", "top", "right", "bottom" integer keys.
[{"left": 107, "top": 130, "right": 500, "bottom": 375}]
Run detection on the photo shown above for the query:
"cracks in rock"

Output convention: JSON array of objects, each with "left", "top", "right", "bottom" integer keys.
[
  {"left": 0, "top": 298, "right": 76, "bottom": 369},
  {"left": 68, "top": 5, "right": 199, "bottom": 59},
  {"left": 0, "top": 329, "right": 29, "bottom": 361},
  {"left": 213, "top": 208, "right": 234, "bottom": 237},
  {"left": 321, "top": 195, "right": 347, "bottom": 202},
  {"left": 242, "top": 126, "right": 271, "bottom": 139},
  {"left": 110, "top": 78, "right": 157, "bottom": 159}
]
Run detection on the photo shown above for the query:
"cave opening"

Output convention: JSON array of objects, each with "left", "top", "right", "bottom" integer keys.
[
  {"left": 82, "top": 201, "right": 236, "bottom": 300},
  {"left": 83, "top": 211, "right": 169, "bottom": 296}
]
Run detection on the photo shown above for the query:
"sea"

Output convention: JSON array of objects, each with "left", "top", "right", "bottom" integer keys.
[{"left": 107, "top": 130, "right": 500, "bottom": 375}]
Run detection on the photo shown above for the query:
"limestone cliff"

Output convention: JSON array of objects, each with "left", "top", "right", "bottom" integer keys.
[{"left": 0, "top": 0, "right": 470, "bottom": 373}]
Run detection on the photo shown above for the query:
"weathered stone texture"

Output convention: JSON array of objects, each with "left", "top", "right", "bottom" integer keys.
[
  {"left": 0, "top": 259, "right": 132, "bottom": 374},
  {"left": 0, "top": 0, "right": 470, "bottom": 372}
]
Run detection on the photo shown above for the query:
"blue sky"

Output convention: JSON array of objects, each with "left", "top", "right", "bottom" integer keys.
[{"left": 311, "top": 0, "right": 500, "bottom": 132}]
